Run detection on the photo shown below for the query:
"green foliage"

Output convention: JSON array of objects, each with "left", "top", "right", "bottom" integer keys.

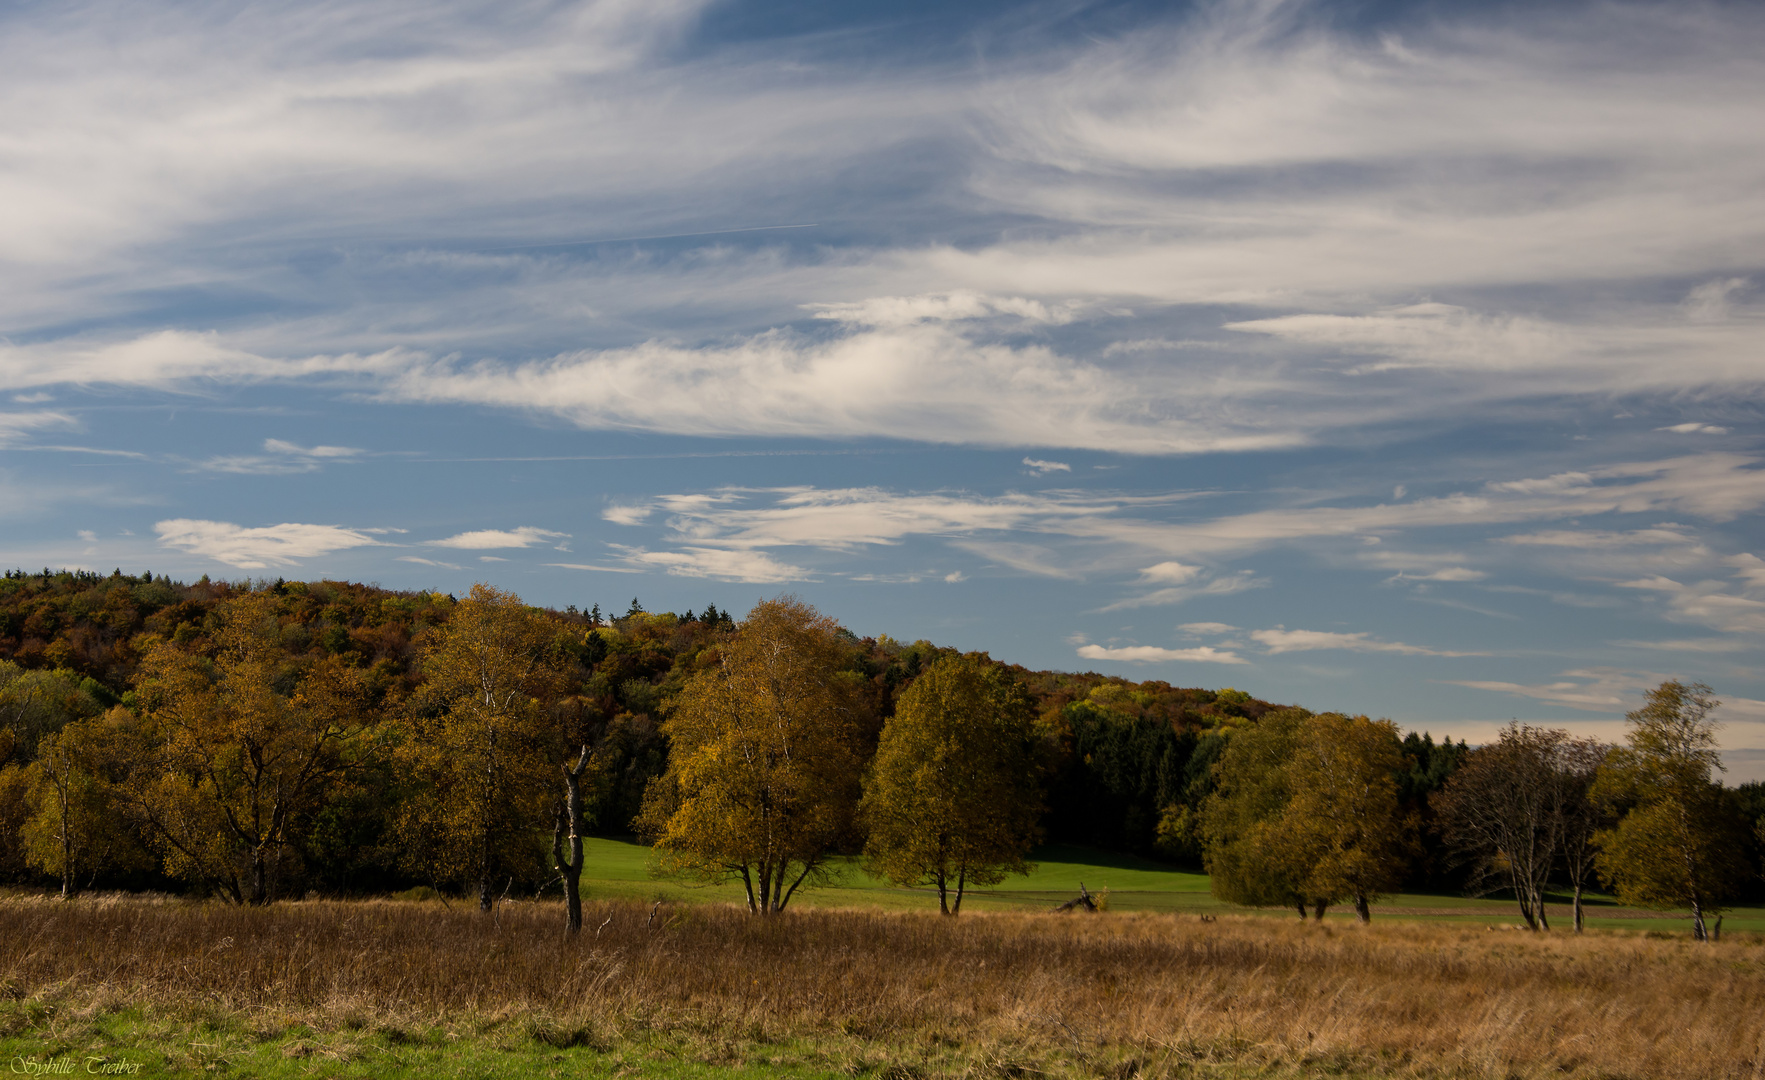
[
  {"left": 1203, "top": 710, "right": 1413, "bottom": 920},
  {"left": 1594, "top": 681, "right": 1754, "bottom": 937},
  {"left": 861, "top": 653, "right": 1044, "bottom": 914}
]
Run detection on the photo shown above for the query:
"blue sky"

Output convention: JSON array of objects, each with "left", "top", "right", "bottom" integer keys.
[{"left": 3, "top": 0, "right": 1763, "bottom": 775}]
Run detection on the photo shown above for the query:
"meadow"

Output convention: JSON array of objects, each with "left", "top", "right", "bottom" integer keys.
[
  {"left": 5, "top": 844, "right": 1764, "bottom": 1080},
  {"left": 570, "top": 837, "right": 1765, "bottom": 933}
]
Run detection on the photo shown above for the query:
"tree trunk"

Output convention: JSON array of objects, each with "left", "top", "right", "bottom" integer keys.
[
  {"left": 1312, "top": 900, "right": 1327, "bottom": 921},
  {"left": 936, "top": 867, "right": 949, "bottom": 916},
  {"left": 251, "top": 849, "right": 269, "bottom": 906},
  {"left": 1535, "top": 886, "right": 1550, "bottom": 932},
  {"left": 1690, "top": 896, "right": 1708, "bottom": 942},
  {"left": 58, "top": 780, "right": 74, "bottom": 901},
  {"left": 952, "top": 865, "right": 966, "bottom": 916},
  {"left": 740, "top": 865, "right": 757, "bottom": 914},
  {"left": 1353, "top": 892, "right": 1370, "bottom": 923},
  {"left": 1296, "top": 901, "right": 1307, "bottom": 919},
  {"left": 1572, "top": 881, "right": 1584, "bottom": 933},
  {"left": 552, "top": 747, "right": 590, "bottom": 935}
]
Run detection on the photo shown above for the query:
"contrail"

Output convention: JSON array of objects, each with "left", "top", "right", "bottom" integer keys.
[{"left": 500, "top": 223, "right": 819, "bottom": 251}]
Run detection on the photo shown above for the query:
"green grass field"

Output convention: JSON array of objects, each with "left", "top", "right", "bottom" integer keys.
[{"left": 566, "top": 836, "right": 1765, "bottom": 933}]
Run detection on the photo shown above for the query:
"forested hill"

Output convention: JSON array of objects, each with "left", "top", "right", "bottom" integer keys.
[{"left": 0, "top": 569, "right": 1467, "bottom": 894}]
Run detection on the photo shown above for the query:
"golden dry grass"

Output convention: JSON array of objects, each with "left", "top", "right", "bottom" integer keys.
[{"left": 3, "top": 894, "right": 1763, "bottom": 1079}]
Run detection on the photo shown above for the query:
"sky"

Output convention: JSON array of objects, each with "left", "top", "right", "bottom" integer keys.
[{"left": 2, "top": 0, "right": 1762, "bottom": 776}]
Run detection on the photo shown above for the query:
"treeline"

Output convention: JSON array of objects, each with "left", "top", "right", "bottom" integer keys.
[{"left": 3, "top": 570, "right": 1758, "bottom": 929}]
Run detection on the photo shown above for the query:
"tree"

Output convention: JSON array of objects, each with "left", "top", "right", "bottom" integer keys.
[
  {"left": 1555, "top": 737, "right": 1610, "bottom": 932},
  {"left": 397, "top": 583, "right": 561, "bottom": 912},
  {"left": 20, "top": 714, "right": 155, "bottom": 899},
  {"left": 861, "top": 654, "right": 1043, "bottom": 914},
  {"left": 1286, "top": 713, "right": 1413, "bottom": 922},
  {"left": 638, "top": 597, "right": 862, "bottom": 915},
  {"left": 1594, "top": 681, "right": 1749, "bottom": 941},
  {"left": 1433, "top": 724, "right": 1569, "bottom": 931},
  {"left": 1201, "top": 711, "right": 1411, "bottom": 922},
  {"left": 551, "top": 744, "right": 593, "bottom": 934},
  {"left": 1201, "top": 709, "right": 1324, "bottom": 918},
  {"left": 129, "top": 593, "right": 369, "bottom": 904}
]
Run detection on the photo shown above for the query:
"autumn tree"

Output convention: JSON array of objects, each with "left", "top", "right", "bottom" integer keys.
[
  {"left": 1288, "top": 713, "right": 1413, "bottom": 921},
  {"left": 861, "top": 654, "right": 1043, "bottom": 914},
  {"left": 1203, "top": 711, "right": 1411, "bottom": 922},
  {"left": 1594, "top": 681, "right": 1750, "bottom": 941},
  {"left": 128, "top": 593, "right": 369, "bottom": 904},
  {"left": 20, "top": 712, "right": 155, "bottom": 899},
  {"left": 397, "top": 583, "right": 561, "bottom": 912},
  {"left": 1201, "top": 709, "right": 1322, "bottom": 917},
  {"left": 638, "top": 597, "right": 862, "bottom": 915},
  {"left": 1555, "top": 736, "right": 1610, "bottom": 932},
  {"left": 1433, "top": 724, "right": 1570, "bottom": 930}
]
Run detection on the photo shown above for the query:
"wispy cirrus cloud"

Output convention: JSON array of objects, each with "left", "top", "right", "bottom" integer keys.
[
  {"left": 1249, "top": 627, "right": 1485, "bottom": 658},
  {"left": 155, "top": 519, "right": 383, "bottom": 569},
  {"left": 1077, "top": 644, "right": 1247, "bottom": 665},
  {"left": 608, "top": 545, "right": 809, "bottom": 583},
  {"left": 430, "top": 526, "right": 570, "bottom": 550}
]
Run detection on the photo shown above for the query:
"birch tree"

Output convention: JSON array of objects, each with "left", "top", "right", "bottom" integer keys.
[
  {"left": 1433, "top": 724, "right": 1568, "bottom": 931},
  {"left": 638, "top": 597, "right": 861, "bottom": 915},
  {"left": 398, "top": 583, "right": 559, "bottom": 912},
  {"left": 1594, "top": 681, "right": 1749, "bottom": 941},
  {"left": 861, "top": 654, "right": 1043, "bottom": 915}
]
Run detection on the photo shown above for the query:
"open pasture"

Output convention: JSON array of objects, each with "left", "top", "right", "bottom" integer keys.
[
  {"left": 572, "top": 837, "right": 1765, "bottom": 933},
  {"left": 5, "top": 882, "right": 1764, "bottom": 1080}
]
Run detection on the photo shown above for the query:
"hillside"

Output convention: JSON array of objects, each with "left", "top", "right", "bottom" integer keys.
[{"left": 0, "top": 568, "right": 1466, "bottom": 897}]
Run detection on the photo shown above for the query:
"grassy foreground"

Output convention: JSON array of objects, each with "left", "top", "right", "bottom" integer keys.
[{"left": 5, "top": 892, "right": 1765, "bottom": 1080}]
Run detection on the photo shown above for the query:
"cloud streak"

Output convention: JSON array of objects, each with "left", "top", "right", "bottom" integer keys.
[{"left": 155, "top": 519, "right": 383, "bottom": 569}]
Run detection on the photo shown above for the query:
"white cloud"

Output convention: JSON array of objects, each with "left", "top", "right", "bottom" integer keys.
[
  {"left": 1097, "top": 569, "right": 1268, "bottom": 611},
  {"left": 807, "top": 292, "right": 1084, "bottom": 329},
  {"left": 1023, "top": 457, "right": 1072, "bottom": 475},
  {"left": 1657, "top": 422, "right": 1729, "bottom": 435},
  {"left": 372, "top": 324, "right": 1299, "bottom": 454},
  {"left": 602, "top": 504, "right": 654, "bottom": 526},
  {"left": 1138, "top": 561, "right": 1201, "bottom": 584},
  {"left": 1179, "top": 622, "right": 1238, "bottom": 635},
  {"left": 154, "top": 518, "right": 381, "bottom": 569},
  {"left": 1386, "top": 567, "right": 1485, "bottom": 583},
  {"left": 0, "top": 411, "right": 76, "bottom": 446},
  {"left": 1615, "top": 575, "right": 1765, "bottom": 635},
  {"left": 430, "top": 526, "right": 569, "bottom": 550},
  {"left": 609, "top": 545, "right": 809, "bottom": 583},
  {"left": 1497, "top": 527, "right": 1699, "bottom": 549},
  {"left": 262, "top": 438, "right": 363, "bottom": 458},
  {"left": 1250, "top": 627, "right": 1483, "bottom": 657},
  {"left": 1685, "top": 278, "right": 1749, "bottom": 323},
  {"left": 943, "top": 570, "right": 966, "bottom": 583},
  {"left": 1077, "top": 644, "right": 1247, "bottom": 665},
  {"left": 546, "top": 562, "right": 644, "bottom": 574},
  {"left": 396, "top": 555, "right": 463, "bottom": 570},
  {"left": 1446, "top": 667, "right": 1671, "bottom": 713}
]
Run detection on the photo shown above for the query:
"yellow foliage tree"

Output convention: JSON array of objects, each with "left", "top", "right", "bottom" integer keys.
[
  {"left": 1593, "top": 681, "right": 1749, "bottom": 941},
  {"left": 861, "top": 654, "right": 1043, "bottom": 914},
  {"left": 20, "top": 714, "right": 156, "bottom": 900},
  {"left": 129, "top": 593, "right": 368, "bottom": 903},
  {"left": 638, "top": 597, "right": 861, "bottom": 915},
  {"left": 397, "top": 583, "right": 560, "bottom": 911}
]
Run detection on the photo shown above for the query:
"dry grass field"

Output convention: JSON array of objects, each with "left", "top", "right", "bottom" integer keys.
[{"left": 4, "top": 894, "right": 1764, "bottom": 1079}]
